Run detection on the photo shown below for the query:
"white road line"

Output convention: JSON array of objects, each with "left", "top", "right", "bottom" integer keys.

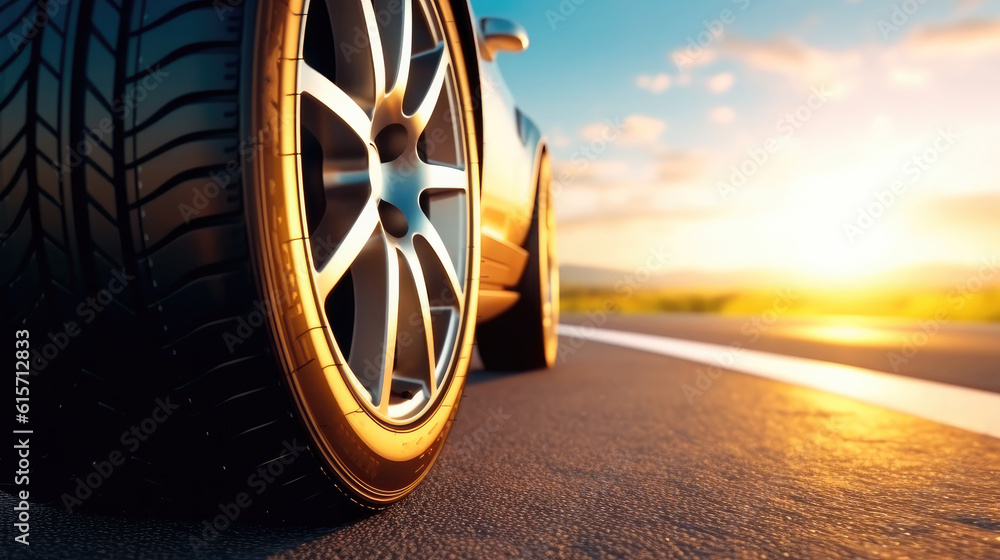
[{"left": 559, "top": 324, "right": 1000, "bottom": 439}]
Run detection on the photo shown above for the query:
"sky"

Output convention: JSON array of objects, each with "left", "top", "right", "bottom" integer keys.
[{"left": 468, "top": 0, "right": 1000, "bottom": 286}]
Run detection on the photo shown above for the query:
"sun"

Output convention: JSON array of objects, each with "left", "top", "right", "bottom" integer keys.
[
  {"left": 773, "top": 174, "right": 906, "bottom": 284},
  {"left": 793, "top": 231, "right": 889, "bottom": 281}
]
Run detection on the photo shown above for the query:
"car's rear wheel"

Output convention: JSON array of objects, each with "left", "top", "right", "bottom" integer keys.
[
  {"left": 0, "top": 0, "right": 478, "bottom": 515},
  {"left": 477, "top": 151, "right": 559, "bottom": 371}
]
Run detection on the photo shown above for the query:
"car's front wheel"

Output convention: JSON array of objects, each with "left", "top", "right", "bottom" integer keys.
[
  {"left": 251, "top": 0, "right": 481, "bottom": 505},
  {"left": 1, "top": 0, "right": 479, "bottom": 514}
]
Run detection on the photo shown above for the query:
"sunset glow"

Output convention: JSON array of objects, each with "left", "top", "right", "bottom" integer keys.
[{"left": 473, "top": 0, "right": 1000, "bottom": 291}]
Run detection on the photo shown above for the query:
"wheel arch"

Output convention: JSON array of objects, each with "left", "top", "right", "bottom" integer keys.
[{"left": 448, "top": 0, "right": 486, "bottom": 183}]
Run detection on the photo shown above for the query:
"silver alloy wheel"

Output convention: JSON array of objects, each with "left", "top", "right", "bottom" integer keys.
[{"left": 297, "top": 0, "right": 471, "bottom": 424}]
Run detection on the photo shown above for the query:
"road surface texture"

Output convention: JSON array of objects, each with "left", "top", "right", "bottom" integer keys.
[{"left": 3, "top": 313, "right": 999, "bottom": 559}]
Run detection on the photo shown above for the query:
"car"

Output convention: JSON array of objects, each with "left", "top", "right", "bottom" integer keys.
[{"left": 0, "top": 0, "right": 556, "bottom": 514}]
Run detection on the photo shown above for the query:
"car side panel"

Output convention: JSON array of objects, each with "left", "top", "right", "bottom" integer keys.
[{"left": 477, "top": 60, "right": 538, "bottom": 251}]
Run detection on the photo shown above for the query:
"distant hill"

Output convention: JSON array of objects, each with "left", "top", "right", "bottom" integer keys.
[
  {"left": 559, "top": 263, "right": 1000, "bottom": 291},
  {"left": 559, "top": 263, "right": 1000, "bottom": 322},
  {"left": 560, "top": 265, "right": 808, "bottom": 291},
  {"left": 559, "top": 265, "right": 633, "bottom": 288}
]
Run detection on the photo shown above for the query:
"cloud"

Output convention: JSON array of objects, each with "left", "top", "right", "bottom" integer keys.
[
  {"left": 581, "top": 115, "right": 668, "bottom": 147},
  {"left": 550, "top": 133, "right": 573, "bottom": 148},
  {"left": 709, "top": 106, "right": 736, "bottom": 125},
  {"left": 719, "top": 36, "right": 862, "bottom": 90},
  {"left": 917, "top": 192, "right": 1000, "bottom": 233},
  {"left": 558, "top": 208, "right": 724, "bottom": 230},
  {"left": 722, "top": 36, "right": 811, "bottom": 75},
  {"left": 656, "top": 151, "right": 708, "bottom": 185},
  {"left": 710, "top": 21, "right": 999, "bottom": 103},
  {"left": 636, "top": 73, "right": 671, "bottom": 94},
  {"left": 706, "top": 72, "right": 735, "bottom": 94},
  {"left": 553, "top": 159, "right": 632, "bottom": 186},
  {"left": 620, "top": 115, "right": 668, "bottom": 144},
  {"left": 888, "top": 67, "right": 928, "bottom": 87},
  {"left": 669, "top": 46, "right": 718, "bottom": 71},
  {"left": 907, "top": 19, "right": 1000, "bottom": 56},
  {"left": 721, "top": 20, "right": 1000, "bottom": 88},
  {"left": 954, "top": 0, "right": 984, "bottom": 13}
]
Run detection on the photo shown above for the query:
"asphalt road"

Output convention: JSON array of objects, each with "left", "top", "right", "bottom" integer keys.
[{"left": 3, "top": 313, "right": 1000, "bottom": 559}]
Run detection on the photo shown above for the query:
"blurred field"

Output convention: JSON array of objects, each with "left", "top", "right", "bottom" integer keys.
[{"left": 560, "top": 284, "right": 1000, "bottom": 322}]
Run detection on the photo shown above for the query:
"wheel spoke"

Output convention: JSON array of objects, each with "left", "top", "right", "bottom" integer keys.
[
  {"left": 397, "top": 247, "right": 438, "bottom": 398},
  {"left": 358, "top": 0, "right": 388, "bottom": 98},
  {"left": 376, "top": 247, "right": 401, "bottom": 412},
  {"left": 376, "top": 0, "right": 414, "bottom": 96},
  {"left": 413, "top": 218, "right": 464, "bottom": 303},
  {"left": 313, "top": 200, "right": 380, "bottom": 302},
  {"left": 418, "top": 162, "right": 468, "bottom": 194},
  {"left": 345, "top": 233, "right": 399, "bottom": 409},
  {"left": 304, "top": 0, "right": 387, "bottom": 110},
  {"left": 403, "top": 44, "right": 448, "bottom": 127},
  {"left": 299, "top": 61, "right": 373, "bottom": 142}
]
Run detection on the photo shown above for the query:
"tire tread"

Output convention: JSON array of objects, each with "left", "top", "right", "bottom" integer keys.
[{"left": 1, "top": 0, "right": 353, "bottom": 518}]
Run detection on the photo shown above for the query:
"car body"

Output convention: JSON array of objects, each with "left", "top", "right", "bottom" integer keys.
[
  {"left": 468, "top": 14, "right": 550, "bottom": 321},
  {"left": 0, "top": 0, "right": 556, "bottom": 513}
]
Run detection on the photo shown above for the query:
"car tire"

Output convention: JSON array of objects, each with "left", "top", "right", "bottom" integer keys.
[
  {"left": 0, "top": 0, "right": 479, "bottom": 517},
  {"left": 477, "top": 151, "right": 558, "bottom": 371}
]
